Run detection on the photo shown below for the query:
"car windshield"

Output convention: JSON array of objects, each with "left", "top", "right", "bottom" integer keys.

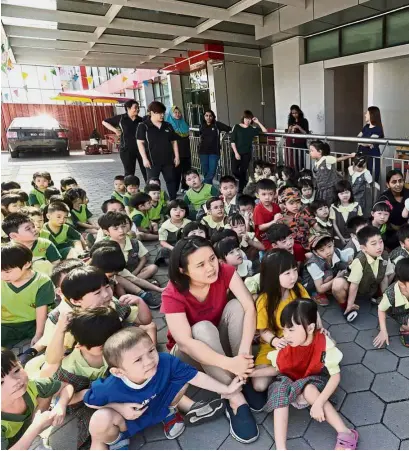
[{"left": 10, "top": 115, "right": 61, "bottom": 129}]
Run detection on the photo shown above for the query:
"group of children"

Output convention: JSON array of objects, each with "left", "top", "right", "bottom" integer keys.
[{"left": 1, "top": 138, "right": 409, "bottom": 450}]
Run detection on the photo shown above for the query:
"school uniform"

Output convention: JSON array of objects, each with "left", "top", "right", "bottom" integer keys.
[
  {"left": 148, "top": 200, "right": 166, "bottom": 223},
  {"left": 111, "top": 191, "right": 125, "bottom": 204},
  {"left": 312, "top": 217, "right": 334, "bottom": 237},
  {"left": 70, "top": 205, "right": 93, "bottom": 231},
  {"left": 343, "top": 237, "right": 361, "bottom": 260},
  {"left": 201, "top": 215, "right": 225, "bottom": 237},
  {"left": 389, "top": 246, "right": 409, "bottom": 266},
  {"left": 348, "top": 166, "right": 372, "bottom": 215},
  {"left": 120, "top": 236, "right": 149, "bottom": 273},
  {"left": 40, "top": 223, "right": 82, "bottom": 259},
  {"left": 313, "top": 156, "right": 341, "bottom": 203},
  {"left": 378, "top": 282, "right": 409, "bottom": 327},
  {"left": 28, "top": 188, "right": 46, "bottom": 207},
  {"left": 330, "top": 203, "right": 362, "bottom": 240},
  {"left": 183, "top": 184, "right": 219, "bottom": 218},
  {"left": 131, "top": 210, "right": 151, "bottom": 230},
  {"left": 156, "top": 218, "right": 191, "bottom": 264}
]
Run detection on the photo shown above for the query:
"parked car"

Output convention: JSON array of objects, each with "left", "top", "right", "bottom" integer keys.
[{"left": 6, "top": 115, "right": 69, "bottom": 158}]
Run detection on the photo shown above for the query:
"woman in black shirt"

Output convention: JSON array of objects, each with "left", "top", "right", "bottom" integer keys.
[
  {"left": 198, "top": 110, "right": 230, "bottom": 184},
  {"left": 287, "top": 105, "right": 309, "bottom": 171},
  {"left": 102, "top": 99, "right": 145, "bottom": 180}
]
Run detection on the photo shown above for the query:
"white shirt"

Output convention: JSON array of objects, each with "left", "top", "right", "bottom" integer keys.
[{"left": 307, "top": 248, "right": 354, "bottom": 281}]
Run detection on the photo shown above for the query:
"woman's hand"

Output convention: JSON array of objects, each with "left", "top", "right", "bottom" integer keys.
[
  {"left": 114, "top": 129, "right": 121, "bottom": 137},
  {"left": 174, "top": 155, "right": 180, "bottom": 167},
  {"left": 228, "top": 354, "right": 254, "bottom": 377},
  {"left": 252, "top": 117, "right": 260, "bottom": 125},
  {"left": 234, "top": 152, "right": 241, "bottom": 161},
  {"left": 142, "top": 158, "right": 151, "bottom": 169}
]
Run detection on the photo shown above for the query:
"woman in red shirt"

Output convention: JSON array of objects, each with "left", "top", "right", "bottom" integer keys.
[{"left": 161, "top": 236, "right": 259, "bottom": 444}]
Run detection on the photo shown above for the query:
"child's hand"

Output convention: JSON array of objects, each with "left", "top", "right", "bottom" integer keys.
[
  {"left": 152, "top": 222, "right": 158, "bottom": 233},
  {"left": 116, "top": 403, "right": 148, "bottom": 420},
  {"left": 51, "top": 403, "right": 67, "bottom": 426},
  {"left": 336, "top": 269, "right": 348, "bottom": 278},
  {"left": 319, "top": 328, "right": 331, "bottom": 338},
  {"left": 56, "top": 311, "right": 72, "bottom": 332},
  {"left": 118, "top": 294, "right": 142, "bottom": 306},
  {"left": 310, "top": 401, "right": 325, "bottom": 422},
  {"left": 344, "top": 303, "right": 359, "bottom": 315},
  {"left": 30, "top": 334, "right": 42, "bottom": 347},
  {"left": 373, "top": 330, "right": 389, "bottom": 348},
  {"left": 222, "top": 376, "right": 245, "bottom": 398},
  {"left": 273, "top": 213, "right": 283, "bottom": 222},
  {"left": 31, "top": 410, "right": 56, "bottom": 433},
  {"left": 272, "top": 337, "right": 288, "bottom": 350}
]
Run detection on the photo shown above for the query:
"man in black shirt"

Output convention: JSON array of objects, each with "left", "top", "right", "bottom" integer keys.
[
  {"left": 137, "top": 101, "right": 180, "bottom": 200},
  {"left": 102, "top": 99, "right": 146, "bottom": 181}
]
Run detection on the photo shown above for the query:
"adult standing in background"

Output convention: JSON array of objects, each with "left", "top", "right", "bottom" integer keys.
[
  {"left": 199, "top": 110, "right": 231, "bottom": 184},
  {"left": 231, "top": 110, "right": 267, "bottom": 192},
  {"left": 358, "top": 106, "right": 384, "bottom": 183},
  {"left": 102, "top": 99, "right": 146, "bottom": 181},
  {"left": 287, "top": 104, "right": 309, "bottom": 171},
  {"left": 166, "top": 106, "right": 191, "bottom": 192},
  {"left": 137, "top": 101, "right": 180, "bottom": 200}
]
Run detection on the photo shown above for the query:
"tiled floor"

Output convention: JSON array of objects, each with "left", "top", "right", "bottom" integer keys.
[{"left": 3, "top": 151, "right": 409, "bottom": 450}]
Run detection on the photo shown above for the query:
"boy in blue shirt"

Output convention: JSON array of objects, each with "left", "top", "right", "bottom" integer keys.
[{"left": 84, "top": 328, "right": 244, "bottom": 448}]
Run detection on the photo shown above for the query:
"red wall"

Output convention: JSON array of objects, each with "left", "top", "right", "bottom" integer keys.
[{"left": 1, "top": 103, "right": 114, "bottom": 151}]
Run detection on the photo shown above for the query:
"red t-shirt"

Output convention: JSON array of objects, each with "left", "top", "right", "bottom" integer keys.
[
  {"left": 160, "top": 263, "right": 236, "bottom": 350},
  {"left": 293, "top": 242, "right": 306, "bottom": 263},
  {"left": 253, "top": 202, "right": 281, "bottom": 249}
]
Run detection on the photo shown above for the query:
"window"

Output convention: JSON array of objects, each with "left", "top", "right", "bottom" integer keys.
[
  {"left": 386, "top": 9, "right": 409, "bottom": 47},
  {"left": 306, "top": 30, "right": 339, "bottom": 63},
  {"left": 341, "top": 18, "right": 383, "bottom": 56},
  {"left": 153, "top": 78, "right": 170, "bottom": 108}
]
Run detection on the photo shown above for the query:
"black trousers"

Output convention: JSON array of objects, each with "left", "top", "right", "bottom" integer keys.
[
  {"left": 147, "top": 163, "right": 177, "bottom": 200},
  {"left": 120, "top": 148, "right": 147, "bottom": 182},
  {"left": 176, "top": 155, "right": 192, "bottom": 191},
  {"left": 232, "top": 152, "right": 252, "bottom": 192}
]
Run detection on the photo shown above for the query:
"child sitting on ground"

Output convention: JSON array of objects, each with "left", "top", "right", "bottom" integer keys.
[
  {"left": 1, "top": 348, "right": 73, "bottom": 450},
  {"left": 44, "top": 307, "right": 123, "bottom": 450},
  {"left": 129, "top": 192, "right": 158, "bottom": 240},
  {"left": 332, "top": 226, "right": 394, "bottom": 321},
  {"left": 111, "top": 175, "right": 126, "bottom": 204},
  {"left": 60, "top": 176, "right": 78, "bottom": 193},
  {"left": 146, "top": 176, "right": 169, "bottom": 205},
  {"left": 238, "top": 194, "right": 256, "bottom": 232},
  {"left": 183, "top": 169, "right": 219, "bottom": 219},
  {"left": 2, "top": 212, "right": 61, "bottom": 276},
  {"left": 201, "top": 197, "right": 226, "bottom": 237},
  {"left": 123, "top": 175, "right": 140, "bottom": 217},
  {"left": 243, "top": 159, "right": 265, "bottom": 196},
  {"left": 370, "top": 200, "right": 398, "bottom": 251},
  {"left": 1, "top": 181, "right": 21, "bottom": 192},
  {"left": 374, "top": 258, "right": 409, "bottom": 348},
  {"left": 302, "top": 234, "right": 353, "bottom": 307},
  {"left": 179, "top": 221, "right": 209, "bottom": 239},
  {"left": 330, "top": 180, "right": 363, "bottom": 247},
  {"left": 1, "top": 193, "right": 24, "bottom": 216},
  {"left": 226, "top": 213, "right": 264, "bottom": 262},
  {"left": 343, "top": 216, "right": 368, "bottom": 259},
  {"left": 64, "top": 187, "right": 98, "bottom": 235},
  {"left": 277, "top": 186, "right": 313, "bottom": 249},
  {"left": 275, "top": 165, "right": 296, "bottom": 190},
  {"left": 253, "top": 179, "right": 282, "bottom": 249},
  {"left": 29, "top": 171, "right": 54, "bottom": 207},
  {"left": 157, "top": 199, "right": 190, "bottom": 265},
  {"left": 21, "top": 206, "right": 44, "bottom": 234},
  {"left": 266, "top": 224, "right": 306, "bottom": 266},
  {"left": 220, "top": 175, "right": 239, "bottom": 216},
  {"left": 44, "top": 187, "right": 61, "bottom": 207},
  {"left": 90, "top": 242, "right": 162, "bottom": 309},
  {"left": 390, "top": 224, "right": 409, "bottom": 265},
  {"left": 145, "top": 183, "right": 166, "bottom": 223},
  {"left": 299, "top": 178, "right": 315, "bottom": 208},
  {"left": 214, "top": 232, "right": 253, "bottom": 279},
  {"left": 1, "top": 243, "right": 55, "bottom": 348},
  {"left": 98, "top": 211, "right": 158, "bottom": 280},
  {"left": 251, "top": 299, "right": 359, "bottom": 451},
  {"left": 40, "top": 201, "right": 85, "bottom": 259},
  {"left": 310, "top": 200, "right": 333, "bottom": 237},
  {"left": 84, "top": 328, "right": 243, "bottom": 446}
]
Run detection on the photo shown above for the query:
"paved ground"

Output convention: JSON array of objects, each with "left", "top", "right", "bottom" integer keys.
[{"left": 2, "top": 150, "right": 409, "bottom": 450}]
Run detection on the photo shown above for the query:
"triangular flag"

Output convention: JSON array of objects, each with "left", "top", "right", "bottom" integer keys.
[
  {"left": 23, "top": 84, "right": 28, "bottom": 92},
  {"left": 4, "top": 93, "right": 9, "bottom": 100},
  {"left": 133, "top": 80, "right": 138, "bottom": 88},
  {"left": 1, "top": 64, "right": 6, "bottom": 74},
  {"left": 1, "top": 44, "right": 5, "bottom": 53},
  {"left": 22, "top": 72, "right": 28, "bottom": 80},
  {"left": 122, "top": 76, "right": 128, "bottom": 82},
  {"left": 13, "top": 89, "right": 19, "bottom": 97},
  {"left": 43, "top": 74, "right": 47, "bottom": 81},
  {"left": 50, "top": 68, "right": 57, "bottom": 76},
  {"left": 73, "top": 74, "right": 79, "bottom": 82},
  {"left": 86, "top": 75, "right": 93, "bottom": 84},
  {"left": 7, "top": 57, "right": 13, "bottom": 69}
]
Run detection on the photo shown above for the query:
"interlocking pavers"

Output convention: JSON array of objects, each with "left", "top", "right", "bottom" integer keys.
[
  {"left": 337, "top": 342, "right": 366, "bottom": 366},
  {"left": 141, "top": 439, "right": 181, "bottom": 450},
  {"left": 321, "top": 307, "right": 348, "bottom": 325},
  {"left": 397, "top": 357, "right": 409, "bottom": 379},
  {"left": 177, "top": 416, "right": 230, "bottom": 450},
  {"left": 341, "top": 392, "right": 384, "bottom": 426},
  {"left": 304, "top": 413, "right": 353, "bottom": 450},
  {"left": 349, "top": 313, "right": 379, "bottom": 331},
  {"left": 363, "top": 349, "right": 399, "bottom": 373},
  {"left": 372, "top": 372, "right": 409, "bottom": 402},
  {"left": 339, "top": 364, "right": 374, "bottom": 392},
  {"left": 328, "top": 323, "right": 358, "bottom": 343},
  {"left": 262, "top": 407, "right": 311, "bottom": 439},
  {"left": 387, "top": 335, "right": 409, "bottom": 357},
  {"left": 355, "top": 329, "right": 380, "bottom": 351},
  {"left": 401, "top": 439, "right": 409, "bottom": 449},
  {"left": 355, "top": 424, "right": 400, "bottom": 450},
  {"left": 219, "top": 425, "right": 273, "bottom": 450},
  {"left": 383, "top": 401, "right": 409, "bottom": 440}
]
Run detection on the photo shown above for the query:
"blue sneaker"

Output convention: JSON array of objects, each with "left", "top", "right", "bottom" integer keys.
[
  {"left": 108, "top": 431, "right": 129, "bottom": 450},
  {"left": 225, "top": 402, "right": 259, "bottom": 444},
  {"left": 242, "top": 381, "right": 267, "bottom": 413},
  {"left": 139, "top": 291, "right": 161, "bottom": 309}
]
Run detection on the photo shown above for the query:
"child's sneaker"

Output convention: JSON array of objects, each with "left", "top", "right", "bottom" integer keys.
[
  {"left": 163, "top": 408, "right": 185, "bottom": 439},
  {"left": 184, "top": 399, "right": 224, "bottom": 425},
  {"left": 311, "top": 292, "right": 330, "bottom": 306},
  {"left": 139, "top": 291, "right": 161, "bottom": 309},
  {"left": 107, "top": 431, "right": 130, "bottom": 450}
]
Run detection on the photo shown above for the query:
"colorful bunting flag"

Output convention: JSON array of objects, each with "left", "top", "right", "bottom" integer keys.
[
  {"left": 13, "top": 89, "right": 19, "bottom": 97},
  {"left": 122, "top": 76, "right": 128, "bottom": 83},
  {"left": 22, "top": 72, "right": 28, "bottom": 80},
  {"left": 50, "top": 68, "right": 57, "bottom": 76},
  {"left": 73, "top": 74, "right": 79, "bottom": 82},
  {"left": 23, "top": 84, "right": 28, "bottom": 92},
  {"left": 1, "top": 44, "right": 5, "bottom": 53},
  {"left": 43, "top": 74, "right": 47, "bottom": 81},
  {"left": 7, "top": 58, "right": 13, "bottom": 70},
  {"left": 86, "top": 75, "right": 93, "bottom": 84},
  {"left": 1, "top": 63, "right": 6, "bottom": 74},
  {"left": 4, "top": 93, "right": 9, "bottom": 101},
  {"left": 133, "top": 80, "right": 138, "bottom": 88}
]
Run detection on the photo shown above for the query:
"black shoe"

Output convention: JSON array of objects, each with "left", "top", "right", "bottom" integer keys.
[
  {"left": 241, "top": 381, "right": 267, "bottom": 412},
  {"left": 185, "top": 399, "right": 224, "bottom": 426},
  {"left": 225, "top": 402, "right": 259, "bottom": 444},
  {"left": 139, "top": 291, "right": 161, "bottom": 309}
]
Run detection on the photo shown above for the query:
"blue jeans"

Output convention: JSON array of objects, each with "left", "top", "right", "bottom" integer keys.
[{"left": 200, "top": 154, "right": 219, "bottom": 184}]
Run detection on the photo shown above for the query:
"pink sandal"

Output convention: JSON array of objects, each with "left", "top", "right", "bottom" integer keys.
[{"left": 335, "top": 429, "right": 359, "bottom": 450}]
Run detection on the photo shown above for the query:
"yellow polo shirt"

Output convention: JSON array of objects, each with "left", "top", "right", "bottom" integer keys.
[
  {"left": 378, "top": 283, "right": 409, "bottom": 312},
  {"left": 348, "top": 253, "right": 394, "bottom": 285},
  {"left": 122, "top": 236, "right": 148, "bottom": 261}
]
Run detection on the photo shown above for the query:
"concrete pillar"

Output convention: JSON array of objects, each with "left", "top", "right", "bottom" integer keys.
[
  {"left": 207, "top": 61, "right": 230, "bottom": 124},
  {"left": 143, "top": 83, "right": 154, "bottom": 108},
  {"left": 168, "top": 74, "right": 184, "bottom": 114},
  {"left": 272, "top": 37, "right": 305, "bottom": 130}
]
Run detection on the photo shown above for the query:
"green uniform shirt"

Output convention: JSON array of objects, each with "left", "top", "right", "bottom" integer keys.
[
  {"left": 1, "top": 271, "right": 55, "bottom": 324},
  {"left": 148, "top": 200, "right": 166, "bottom": 222},
  {"left": 71, "top": 205, "right": 92, "bottom": 225},
  {"left": 1, "top": 379, "right": 61, "bottom": 450},
  {"left": 160, "top": 190, "right": 169, "bottom": 204},
  {"left": 40, "top": 223, "right": 81, "bottom": 250},
  {"left": 31, "top": 237, "right": 61, "bottom": 262},
  {"left": 111, "top": 191, "right": 125, "bottom": 204},
  {"left": 132, "top": 210, "right": 151, "bottom": 229},
  {"left": 184, "top": 184, "right": 219, "bottom": 212},
  {"left": 28, "top": 188, "right": 46, "bottom": 207}
]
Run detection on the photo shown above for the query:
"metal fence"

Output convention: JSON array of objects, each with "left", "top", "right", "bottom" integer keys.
[{"left": 189, "top": 131, "right": 409, "bottom": 204}]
